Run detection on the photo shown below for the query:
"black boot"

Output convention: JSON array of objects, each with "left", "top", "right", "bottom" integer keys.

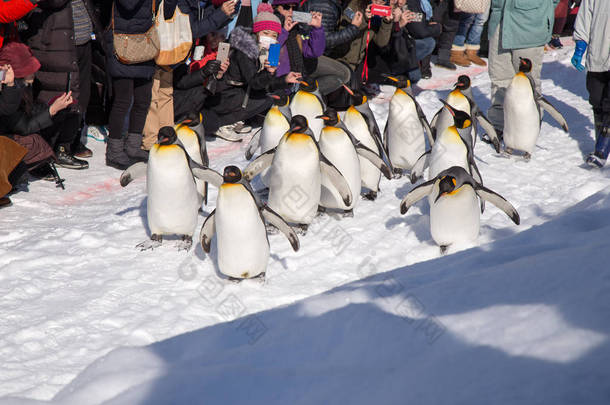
[
  {"left": 106, "top": 137, "right": 132, "bottom": 170},
  {"left": 55, "top": 144, "right": 89, "bottom": 169},
  {"left": 125, "top": 133, "right": 149, "bottom": 162},
  {"left": 434, "top": 49, "right": 457, "bottom": 70}
]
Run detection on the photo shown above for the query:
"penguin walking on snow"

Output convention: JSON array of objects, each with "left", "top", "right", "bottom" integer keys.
[
  {"left": 383, "top": 77, "right": 434, "bottom": 176},
  {"left": 317, "top": 108, "right": 391, "bottom": 214},
  {"left": 175, "top": 115, "right": 209, "bottom": 204},
  {"left": 503, "top": 58, "right": 569, "bottom": 160},
  {"left": 245, "top": 93, "right": 291, "bottom": 161},
  {"left": 244, "top": 115, "right": 352, "bottom": 233},
  {"left": 430, "top": 75, "right": 501, "bottom": 152},
  {"left": 200, "top": 166, "right": 299, "bottom": 281},
  {"left": 120, "top": 126, "right": 222, "bottom": 251},
  {"left": 290, "top": 81, "right": 325, "bottom": 140},
  {"left": 399, "top": 166, "right": 520, "bottom": 254}
]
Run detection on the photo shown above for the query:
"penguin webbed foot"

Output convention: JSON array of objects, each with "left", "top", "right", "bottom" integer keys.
[
  {"left": 136, "top": 234, "right": 162, "bottom": 251},
  {"left": 440, "top": 245, "right": 449, "bottom": 255},
  {"left": 392, "top": 168, "right": 403, "bottom": 179},
  {"left": 342, "top": 209, "right": 354, "bottom": 218},
  {"left": 228, "top": 276, "right": 243, "bottom": 283},
  {"left": 362, "top": 191, "right": 378, "bottom": 201},
  {"left": 523, "top": 152, "right": 532, "bottom": 162},
  {"left": 176, "top": 235, "right": 193, "bottom": 251},
  {"left": 294, "top": 224, "right": 308, "bottom": 235},
  {"left": 317, "top": 206, "right": 327, "bottom": 217}
]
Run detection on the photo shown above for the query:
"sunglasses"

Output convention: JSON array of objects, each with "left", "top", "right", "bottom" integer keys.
[{"left": 280, "top": 4, "right": 297, "bottom": 10}]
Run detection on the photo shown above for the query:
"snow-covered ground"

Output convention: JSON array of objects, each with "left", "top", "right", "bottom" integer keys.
[{"left": 1, "top": 45, "right": 608, "bottom": 404}]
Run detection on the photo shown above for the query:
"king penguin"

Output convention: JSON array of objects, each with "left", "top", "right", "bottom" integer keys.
[
  {"left": 317, "top": 108, "right": 391, "bottom": 214},
  {"left": 175, "top": 115, "right": 209, "bottom": 204},
  {"left": 430, "top": 75, "right": 501, "bottom": 152},
  {"left": 120, "top": 126, "right": 222, "bottom": 251},
  {"left": 200, "top": 165, "right": 299, "bottom": 281},
  {"left": 503, "top": 58, "right": 569, "bottom": 159},
  {"left": 383, "top": 77, "right": 434, "bottom": 176},
  {"left": 245, "top": 93, "right": 291, "bottom": 161},
  {"left": 400, "top": 166, "right": 520, "bottom": 254},
  {"left": 290, "top": 80, "right": 325, "bottom": 140},
  {"left": 243, "top": 115, "right": 352, "bottom": 232}
]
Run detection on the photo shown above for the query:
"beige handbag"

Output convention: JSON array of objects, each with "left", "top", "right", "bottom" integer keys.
[
  {"left": 154, "top": 0, "right": 193, "bottom": 66},
  {"left": 454, "top": 0, "right": 491, "bottom": 13},
  {"left": 112, "top": 0, "right": 160, "bottom": 65}
]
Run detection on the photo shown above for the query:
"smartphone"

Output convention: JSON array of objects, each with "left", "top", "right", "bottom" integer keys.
[
  {"left": 193, "top": 45, "right": 205, "bottom": 61},
  {"left": 268, "top": 43, "right": 280, "bottom": 67},
  {"left": 232, "top": 0, "right": 241, "bottom": 15},
  {"left": 216, "top": 42, "right": 230, "bottom": 63},
  {"left": 411, "top": 12, "right": 423, "bottom": 22},
  {"left": 0, "top": 69, "right": 5, "bottom": 82},
  {"left": 292, "top": 11, "right": 312, "bottom": 24},
  {"left": 370, "top": 4, "right": 392, "bottom": 17},
  {"left": 65, "top": 71, "right": 71, "bottom": 93},
  {"left": 344, "top": 7, "right": 355, "bottom": 20}
]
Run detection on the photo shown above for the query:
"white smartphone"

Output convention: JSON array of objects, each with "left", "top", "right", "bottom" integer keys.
[
  {"left": 193, "top": 45, "right": 205, "bottom": 61},
  {"left": 292, "top": 11, "right": 312, "bottom": 24},
  {"left": 0, "top": 69, "right": 5, "bottom": 82},
  {"left": 216, "top": 42, "right": 230, "bottom": 63}
]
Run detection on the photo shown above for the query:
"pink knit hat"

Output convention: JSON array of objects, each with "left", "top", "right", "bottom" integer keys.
[{"left": 253, "top": 3, "right": 281, "bottom": 34}]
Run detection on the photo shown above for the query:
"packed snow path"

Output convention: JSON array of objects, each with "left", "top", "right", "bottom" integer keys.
[{"left": 1, "top": 45, "right": 608, "bottom": 402}]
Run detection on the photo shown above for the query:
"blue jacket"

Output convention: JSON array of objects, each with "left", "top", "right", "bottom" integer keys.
[{"left": 488, "top": 0, "right": 559, "bottom": 49}]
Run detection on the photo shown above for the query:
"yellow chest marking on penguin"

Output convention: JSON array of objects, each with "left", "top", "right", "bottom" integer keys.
[
  {"left": 513, "top": 72, "right": 531, "bottom": 87},
  {"left": 346, "top": 106, "right": 361, "bottom": 119},
  {"left": 220, "top": 183, "right": 242, "bottom": 189},
  {"left": 294, "top": 91, "right": 319, "bottom": 105},
  {"left": 442, "top": 126, "right": 463, "bottom": 144},
  {"left": 448, "top": 89, "right": 466, "bottom": 102},
  {"left": 153, "top": 144, "right": 183, "bottom": 156},
  {"left": 322, "top": 127, "right": 343, "bottom": 136},
  {"left": 287, "top": 133, "right": 313, "bottom": 144}
]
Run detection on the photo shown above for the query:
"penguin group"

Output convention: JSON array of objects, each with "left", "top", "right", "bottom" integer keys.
[{"left": 120, "top": 63, "right": 569, "bottom": 278}]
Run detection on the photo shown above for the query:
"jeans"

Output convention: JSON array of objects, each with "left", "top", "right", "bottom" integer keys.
[
  {"left": 453, "top": 9, "right": 489, "bottom": 47},
  {"left": 408, "top": 37, "right": 436, "bottom": 83}
]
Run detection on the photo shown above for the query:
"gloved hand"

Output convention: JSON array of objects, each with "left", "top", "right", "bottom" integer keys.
[
  {"left": 571, "top": 40, "right": 587, "bottom": 71},
  {"left": 200, "top": 60, "right": 222, "bottom": 78}
]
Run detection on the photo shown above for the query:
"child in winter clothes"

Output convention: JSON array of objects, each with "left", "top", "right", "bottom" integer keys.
[{"left": 572, "top": 0, "right": 610, "bottom": 168}]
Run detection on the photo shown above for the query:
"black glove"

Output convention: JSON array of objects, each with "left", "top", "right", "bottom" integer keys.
[{"left": 200, "top": 60, "right": 222, "bottom": 78}]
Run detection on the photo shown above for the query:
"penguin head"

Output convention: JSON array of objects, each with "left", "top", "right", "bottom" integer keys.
[
  {"left": 435, "top": 174, "right": 457, "bottom": 202},
  {"left": 316, "top": 108, "right": 340, "bottom": 126},
  {"left": 157, "top": 126, "right": 177, "bottom": 145},
  {"left": 223, "top": 165, "right": 242, "bottom": 183},
  {"left": 518, "top": 58, "right": 533, "bottom": 73},
  {"left": 298, "top": 80, "right": 318, "bottom": 92},
  {"left": 178, "top": 112, "right": 202, "bottom": 127},
  {"left": 289, "top": 115, "right": 309, "bottom": 133},
  {"left": 382, "top": 74, "right": 410, "bottom": 89},
  {"left": 440, "top": 99, "right": 472, "bottom": 129},
  {"left": 268, "top": 92, "right": 289, "bottom": 107},
  {"left": 454, "top": 75, "right": 471, "bottom": 91},
  {"left": 342, "top": 84, "right": 368, "bottom": 106},
  {"left": 435, "top": 166, "right": 475, "bottom": 201}
]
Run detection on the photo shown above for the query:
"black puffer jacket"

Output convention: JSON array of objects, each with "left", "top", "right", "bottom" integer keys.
[
  {"left": 301, "top": 0, "right": 360, "bottom": 57},
  {"left": 22, "top": 0, "right": 103, "bottom": 109}
]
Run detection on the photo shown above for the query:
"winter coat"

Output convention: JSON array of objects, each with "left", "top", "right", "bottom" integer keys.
[
  {"left": 22, "top": 0, "right": 103, "bottom": 108},
  {"left": 276, "top": 25, "right": 326, "bottom": 77},
  {"left": 165, "top": 0, "right": 229, "bottom": 39},
  {"left": 573, "top": 0, "right": 610, "bottom": 73},
  {"left": 488, "top": 0, "right": 559, "bottom": 49},
  {"left": 0, "top": 0, "right": 37, "bottom": 48},
  {"left": 405, "top": 0, "right": 442, "bottom": 39},
  {"left": 301, "top": 0, "right": 361, "bottom": 57},
  {"left": 338, "top": 0, "right": 393, "bottom": 71},
  {"left": 211, "top": 25, "right": 288, "bottom": 115},
  {"left": 104, "top": 0, "right": 159, "bottom": 79},
  {"left": 0, "top": 83, "right": 23, "bottom": 116},
  {"left": 0, "top": 136, "right": 27, "bottom": 197},
  {"left": 173, "top": 63, "right": 213, "bottom": 119},
  {"left": 0, "top": 93, "right": 55, "bottom": 138}
]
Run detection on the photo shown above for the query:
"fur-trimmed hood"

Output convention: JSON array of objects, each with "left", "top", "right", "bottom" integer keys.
[{"left": 229, "top": 26, "right": 260, "bottom": 61}]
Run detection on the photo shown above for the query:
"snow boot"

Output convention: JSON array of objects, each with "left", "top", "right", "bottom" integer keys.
[
  {"left": 465, "top": 45, "right": 486, "bottom": 66},
  {"left": 55, "top": 144, "right": 89, "bottom": 170},
  {"left": 106, "top": 137, "right": 132, "bottom": 170},
  {"left": 435, "top": 49, "right": 457, "bottom": 70},
  {"left": 125, "top": 132, "right": 149, "bottom": 162},
  {"left": 450, "top": 47, "right": 471, "bottom": 67}
]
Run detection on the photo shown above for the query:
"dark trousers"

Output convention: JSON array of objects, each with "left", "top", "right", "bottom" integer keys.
[
  {"left": 587, "top": 71, "right": 610, "bottom": 127},
  {"left": 76, "top": 42, "right": 92, "bottom": 115},
  {"left": 42, "top": 111, "right": 82, "bottom": 149},
  {"left": 108, "top": 78, "right": 154, "bottom": 140},
  {"left": 434, "top": 0, "right": 460, "bottom": 61},
  {"left": 309, "top": 56, "right": 352, "bottom": 95}
]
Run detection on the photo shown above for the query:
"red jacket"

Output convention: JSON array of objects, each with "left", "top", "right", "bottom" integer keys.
[{"left": 0, "top": 0, "right": 37, "bottom": 48}]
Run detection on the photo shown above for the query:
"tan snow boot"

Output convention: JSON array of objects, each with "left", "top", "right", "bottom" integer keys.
[
  {"left": 465, "top": 45, "right": 487, "bottom": 66},
  {"left": 450, "top": 47, "right": 471, "bottom": 67}
]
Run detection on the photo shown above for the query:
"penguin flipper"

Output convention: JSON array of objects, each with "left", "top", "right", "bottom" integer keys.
[
  {"left": 410, "top": 150, "right": 430, "bottom": 184},
  {"left": 319, "top": 154, "right": 353, "bottom": 207},
  {"left": 261, "top": 205, "right": 300, "bottom": 252},
  {"left": 245, "top": 127, "right": 262, "bottom": 160},
  {"left": 243, "top": 148, "right": 276, "bottom": 181},
  {"left": 189, "top": 161, "right": 224, "bottom": 188},
  {"left": 200, "top": 210, "right": 216, "bottom": 253},
  {"left": 355, "top": 144, "right": 392, "bottom": 180},
  {"left": 120, "top": 162, "right": 147, "bottom": 187},
  {"left": 429, "top": 108, "right": 441, "bottom": 140},
  {"left": 537, "top": 96, "right": 569, "bottom": 133},
  {"left": 475, "top": 113, "right": 501, "bottom": 153},
  {"left": 400, "top": 178, "right": 435, "bottom": 214},
  {"left": 415, "top": 100, "right": 434, "bottom": 146},
  {"left": 475, "top": 186, "right": 520, "bottom": 225}
]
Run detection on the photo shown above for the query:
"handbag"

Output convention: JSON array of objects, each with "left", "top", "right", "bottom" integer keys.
[
  {"left": 112, "top": 0, "right": 160, "bottom": 65},
  {"left": 454, "top": 0, "right": 491, "bottom": 14},
  {"left": 154, "top": 0, "right": 193, "bottom": 66}
]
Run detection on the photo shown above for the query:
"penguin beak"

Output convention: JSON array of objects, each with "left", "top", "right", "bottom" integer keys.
[
  {"left": 316, "top": 115, "right": 330, "bottom": 120},
  {"left": 342, "top": 84, "right": 355, "bottom": 96},
  {"left": 299, "top": 81, "right": 309, "bottom": 87},
  {"left": 439, "top": 99, "right": 456, "bottom": 117},
  {"left": 268, "top": 94, "right": 281, "bottom": 100}
]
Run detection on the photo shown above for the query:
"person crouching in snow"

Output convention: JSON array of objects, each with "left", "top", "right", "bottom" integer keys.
[
  {"left": 572, "top": 0, "right": 610, "bottom": 168},
  {"left": 205, "top": 3, "right": 302, "bottom": 141}
]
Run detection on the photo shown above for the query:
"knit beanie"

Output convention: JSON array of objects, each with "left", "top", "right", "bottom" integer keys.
[
  {"left": 272, "top": 0, "right": 298, "bottom": 5},
  {"left": 253, "top": 3, "right": 281, "bottom": 34}
]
